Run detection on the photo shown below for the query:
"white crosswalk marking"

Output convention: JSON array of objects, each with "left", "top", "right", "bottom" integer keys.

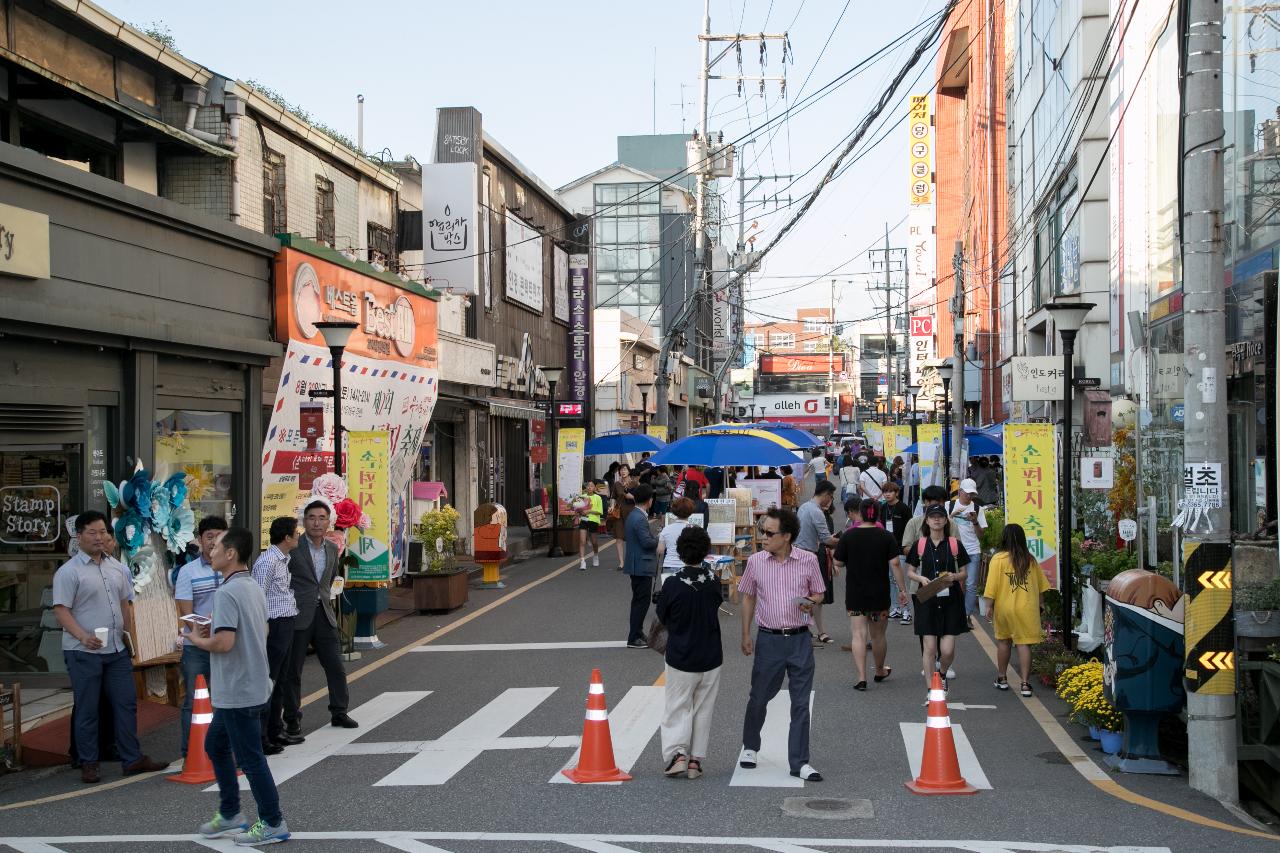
[
  {"left": 2, "top": 842, "right": 68, "bottom": 853},
  {"left": 899, "top": 722, "right": 993, "bottom": 789},
  {"left": 558, "top": 841, "right": 645, "bottom": 853},
  {"left": 376, "top": 687, "right": 558, "bottom": 786},
  {"left": 730, "top": 692, "right": 816, "bottom": 788},
  {"left": 209, "top": 690, "right": 431, "bottom": 792},
  {"left": 377, "top": 839, "right": 460, "bottom": 853},
  {"left": 550, "top": 686, "right": 664, "bottom": 784}
]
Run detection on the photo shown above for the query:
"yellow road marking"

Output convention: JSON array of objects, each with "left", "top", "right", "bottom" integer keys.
[
  {"left": 970, "top": 621, "right": 1277, "bottom": 840},
  {"left": 0, "top": 556, "right": 581, "bottom": 813},
  {"left": 653, "top": 670, "right": 666, "bottom": 686}
]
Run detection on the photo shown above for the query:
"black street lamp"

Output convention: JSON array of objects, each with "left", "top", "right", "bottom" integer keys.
[
  {"left": 748, "top": 403, "right": 757, "bottom": 422},
  {"left": 936, "top": 359, "right": 954, "bottom": 488},
  {"left": 541, "top": 366, "right": 565, "bottom": 558},
  {"left": 313, "top": 321, "right": 359, "bottom": 477},
  {"left": 638, "top": 382, "right": 653, "bottom": 435},
  {"left": 1044, "top": 300, "right": 1095, "bottom": 652}
]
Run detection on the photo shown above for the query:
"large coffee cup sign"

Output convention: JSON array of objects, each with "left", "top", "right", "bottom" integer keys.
[{"left": 1, "top": 485, "right": 61, "bottom": 544}]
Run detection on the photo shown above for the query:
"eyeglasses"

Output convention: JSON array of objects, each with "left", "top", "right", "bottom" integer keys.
[{"left": 760, "top": 529, "right": 783, "bottom": 539}]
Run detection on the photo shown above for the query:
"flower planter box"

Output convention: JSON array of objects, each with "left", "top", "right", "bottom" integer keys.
[
  {"left": 408, "top": 569, "right": 469, "bottom": 613},
  {"left": 1236, "top": 609, "right": 1280, "bottom": 638}
]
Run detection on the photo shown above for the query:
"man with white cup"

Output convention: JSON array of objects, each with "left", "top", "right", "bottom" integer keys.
[{"left": 52, "top": 510, "right": 167, "bottom": 783}]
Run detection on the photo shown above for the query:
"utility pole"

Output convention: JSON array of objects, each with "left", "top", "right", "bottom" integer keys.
[
  {"left": 1179, "top": 0, "right": 1237, "bottom": 803},
  {"left": 951, "top": 240, "right": 966, "bottom": 484},
  {"left": 870, "top": 228, "right": 906, "bottom": 428},
  {"left": 829, "top": 278, "right": 837, "bottom": 437}
]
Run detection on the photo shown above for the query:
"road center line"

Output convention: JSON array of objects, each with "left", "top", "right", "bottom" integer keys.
[{"left": 410, "top": 641, "right": 629, "bottom": 652}]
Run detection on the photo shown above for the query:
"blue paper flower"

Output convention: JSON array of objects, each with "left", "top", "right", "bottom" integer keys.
[
  {"left": 122, "top": 471, "right": 153, "bottom": 520},
  {"left": 164, "top": 505, "right": 195, "bottom": 554},
  {"left": 150, "top": 484, "right": 172, "bottom": 530},
  {"left": 114, "top": 509, "right": 146, "bottom": 551},
  {"left": 164, "top": 473, "right": 188, "bottom": 508},
  {"left": 103, "top": 480, "right": 121, "bottom": 510}
]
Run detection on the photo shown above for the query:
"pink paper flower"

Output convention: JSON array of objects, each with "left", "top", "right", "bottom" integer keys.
[
  {"left": 311, "top": 473, "right": 348, "bottom": 504},
  {"left": 359, "top": 513, "right": 372, "bottom": 531}
]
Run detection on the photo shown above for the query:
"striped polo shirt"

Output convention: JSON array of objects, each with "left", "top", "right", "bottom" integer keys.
[{"left": 738, "top": 547, "right": 826, "bottom": 631}]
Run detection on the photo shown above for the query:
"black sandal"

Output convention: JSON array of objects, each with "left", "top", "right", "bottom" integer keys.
[
  {"left": 994, "top": 677, "right": 1010, "bottom": 691},
  {"left": 874, "top": 667, "right": 892, "bottom": 682},
  {"left": 853, "top": 680, "right": 868, "bottom": 691},
  {"left": 1020, "top": 682, "right": 1033, "bottom": 697}
]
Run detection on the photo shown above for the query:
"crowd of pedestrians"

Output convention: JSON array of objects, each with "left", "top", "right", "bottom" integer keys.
[{"left": 577, "top": 440, "right": 1033, "bottom": 782}]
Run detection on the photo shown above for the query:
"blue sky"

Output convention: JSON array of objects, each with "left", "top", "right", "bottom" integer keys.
[{"left": 106, "top": 0, "right": 938, "bottom": 325}]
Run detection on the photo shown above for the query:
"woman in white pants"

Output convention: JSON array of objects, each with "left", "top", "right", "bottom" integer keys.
[{"left": 654, "top": 525, "right": 723, "bottom": 779}]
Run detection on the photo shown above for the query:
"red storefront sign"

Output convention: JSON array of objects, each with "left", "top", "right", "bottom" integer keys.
[{"left": 759, "top": 354, "right": 845, "bottom": 375}]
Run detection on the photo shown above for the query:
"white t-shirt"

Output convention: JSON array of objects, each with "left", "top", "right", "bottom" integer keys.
[
  {"left": 807, "top": 457, "right": 827, "bottom": 478},
  {"left": 946, "top": 499, "right": 986, "bottom": 555},
  {"left": 859, "top": 467, "right": 888, "bottom": 499},
  {"left": 907, "top": 462, "right": 920, "bottom": 486},
  {"left": 658, "top": 520, "right": 690, "bottom": 570}
]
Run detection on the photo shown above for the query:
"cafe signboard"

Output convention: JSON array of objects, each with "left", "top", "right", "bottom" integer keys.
[{"left": 0, "top": 202, "right": 51, "bottom": 280}]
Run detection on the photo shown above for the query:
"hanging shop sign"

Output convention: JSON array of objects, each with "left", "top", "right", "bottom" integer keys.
[
  {"left": 907, "top": 94, "right": 933, "bottom": 206},
  {"left": 553, "top": 246, "right": 570, "bottom": 323},
  {"left": 759, "top": 354, "right": 842, "bottom": 375},
  {"left": 505, "top": 211, "right": 544, "bottom": 311},
  {"left": 1009, "top": 356, "right": 1066, "bottom": 401},
  {"left": 568, "top": 249, "right": 592, "bottom": 406},
  {"left": 421, "top": 162, "right": 479, "bottom": 294}
]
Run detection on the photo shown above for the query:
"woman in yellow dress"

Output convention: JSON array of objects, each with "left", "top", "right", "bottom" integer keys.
[{"left": 981, "top": 523, "right": 1051, "bottom": 697}]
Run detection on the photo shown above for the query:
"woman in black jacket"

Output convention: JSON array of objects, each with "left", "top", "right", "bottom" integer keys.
[{"left": 654, "top": 525, "right": 722, "bottom": 780}]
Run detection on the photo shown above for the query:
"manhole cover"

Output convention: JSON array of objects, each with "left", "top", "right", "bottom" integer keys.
[
  {"left": 1037, "top": 750, "right": 1070, "bottom": 765},
  {"left": 781, "top": 796, "right": 874, "bottom": 820}
]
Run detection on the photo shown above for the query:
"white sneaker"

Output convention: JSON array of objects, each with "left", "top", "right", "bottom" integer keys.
[
  {"left": 579, "top": 560, "right": 587, "bottom": 571},
  {"left": 947, "top": 668, "right": 956, "bottom": 679},
  {"left": 592, "top": 554, "right": 599, "bottom": 567},
  {"left": 738, "top": 748, "right": 757, "bottom": 768},
  {"left": 790, "top": 763, "right": 823, "bottom": 781}
]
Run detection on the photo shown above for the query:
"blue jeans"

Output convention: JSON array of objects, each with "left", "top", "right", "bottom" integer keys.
[
  {"left": 206, "top": 704, "right": 283, "bottom": 827},
  {"left": 64, "top": 650, "right": 141, "bottom": 766},
  {"left": 965, "top": 561, "right": 980, "bottom": 617},
  {"left": 180, "top": 644, "right": 211, "bottom": 757}
]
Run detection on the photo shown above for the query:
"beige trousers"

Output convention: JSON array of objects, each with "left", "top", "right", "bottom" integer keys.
[{"left": 660, "top": 664, "right": 722, "bottom": 762}]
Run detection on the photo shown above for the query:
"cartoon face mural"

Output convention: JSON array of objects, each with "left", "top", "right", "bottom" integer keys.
[{"left": 1104, "top": 569, "right": 1186, "bottom": 716}]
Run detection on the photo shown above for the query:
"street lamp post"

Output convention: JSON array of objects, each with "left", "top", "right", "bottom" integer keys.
[
  {"left": 638, "top": 382, "right": 653, "bottom": 435},
  {"left": 1044, "top": 301, "right": 1095, "bottom": 652},
  {"left": 936, "top": 360, "right": 954, "bottom": 490},
  {"left": 314, "top": 320, "right": 361, "bottom": 658},
  {"left": 541, "top": 366, "right": 565, "bottom": 559},
  {"left": 748, "top": 403, "right": 757, "bottom": 422}
]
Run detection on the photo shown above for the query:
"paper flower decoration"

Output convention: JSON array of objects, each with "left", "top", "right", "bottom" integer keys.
[
  {"left": 114, "top": 508, "right": 146, "bottom": 551},
  {"left": 122, "top": 471, "right": 153, "bottom": 521},
  {"left": 164, "top": 472, "right": 188, "bottom": 508},
  {"left": 311, "top": 473, "right": 348, "bottom": 504},
  {"left": 163, "top": 504, "right": 196, "bottom": 554},
  {"left": 183, "top": 465, "right": 213, "bottom": 502},
  {"left": 359, "top": 513, "right": 372, "bottom": 531},
  {"left": 333, "top": 498, "right": 363, "bottom": 531}
]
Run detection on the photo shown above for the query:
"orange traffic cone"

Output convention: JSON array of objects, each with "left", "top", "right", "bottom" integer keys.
[
  {"left": 561, "top": 668, "right": 632, "bottom": 783},
  {"left": 905, "top": 672, "right": 977, "bottom": 795},
  {"left": 168, "top": 674, "right": 217, "bottom": 785}
]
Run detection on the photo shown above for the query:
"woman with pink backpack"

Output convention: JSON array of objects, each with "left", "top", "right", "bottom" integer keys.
[{"left": 904, "top": 504, "right": 973, "bottom": 691}]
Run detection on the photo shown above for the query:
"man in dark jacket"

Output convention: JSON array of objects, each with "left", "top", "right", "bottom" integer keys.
[
  {"left": 622, "top": 484, "right": 658, "bottom": 648},
  {"left": 280, "top": 501, "right": 356, "bottom": 736}
]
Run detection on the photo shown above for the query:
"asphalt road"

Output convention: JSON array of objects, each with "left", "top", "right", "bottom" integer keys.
[{"left": 0, "top": 532, "right": 1273, "bottom": 853}]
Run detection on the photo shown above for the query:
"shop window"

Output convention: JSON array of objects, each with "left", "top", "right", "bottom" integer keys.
[
  {"left": 368, "top": 221, "right": 395, "bottom": 268},
  {"left": 315, "top": 175, "right": 335, "bottom": 247},
  {"left": 155, "top": 410, "right": 233, "bottom": 524}
]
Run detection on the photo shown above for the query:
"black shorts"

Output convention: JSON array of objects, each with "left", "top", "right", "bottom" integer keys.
[
  {"left": 578, "top": 519, "right": 599, "bottom": 532},
  {"left": 912, "top": 589, "right": 969, "bottom": 637}
]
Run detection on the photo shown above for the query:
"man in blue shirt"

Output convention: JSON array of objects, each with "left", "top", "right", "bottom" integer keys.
[
  {"left": 251, "top": 517, "right": 301, "bottom": 753},
  {"left": 622, "top": 485, "right": 658, "bottom": 649},
  {"left": 175, "top": 515, "right": 227, "bottom": 758}
]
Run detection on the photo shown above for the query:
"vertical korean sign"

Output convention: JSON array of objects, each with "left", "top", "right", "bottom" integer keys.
[
  {"left": 907, "top": 95, "right": 933, "bottom": 206},
  {"left": 1003, "top": 424, "right": 1059, "bottom": 586},
  {"left": 909, "top": 316, "right": 935, "bottom": 388},
  {"left": 346, "top": 431, "right": 390, "bottom": 585},
  {"left": 556, "top": 428, "right": 586, "bottom": 514},
  {"left": 568, "top": 217, "right": 592, "bottom": 409}
]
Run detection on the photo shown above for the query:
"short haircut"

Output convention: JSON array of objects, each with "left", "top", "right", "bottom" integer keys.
[
  {"left": 671, "top": 497, "right": 695, "bottom": 518},
  {"left": 882, "top": 480, "right": 901, "bottom": 494},
  {"left": 219, "top": 527, "right": 254, "bottom": 564},
  {"left": 304, "top": 500, "right": 331, "bottom": 517},
  {"left": 780, "top": 465, "right": 792, "bottom": 475},
  {"left": 593, "top": 479, "right": 607, "bottom": 486},
  {"left": 197, "top": 515, "right": 229, "bottom": 537},
  {"left": 814, "top": 479, "right": 837, "bottom": 496},
  {"left": 685, "top": 482, "right": 702, "bottom": 500},
  {"left": 630, "top": 483, "right": 654, "bottom": 505},
  {"left": 269, "top": 516, "right": 299, "bottom": 545},
  {"left": 75, "top": 509, "right": 110, "bottom": 534},
  {"left": 843, "top": 496, "right": 861, "bottom": 515},
  {"left": 922, "top": 485, "right": 948, "bottom": 502},
  {"left": 765, "top": 507, "right": 800, "bottom": 543},
  {"left": 676, "top": 525, "right": 712, "bottom": 566},
  {"left": 811, "top": 447, "right": 823, "bottom": 457}
]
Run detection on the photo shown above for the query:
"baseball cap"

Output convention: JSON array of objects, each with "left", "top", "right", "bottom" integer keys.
[
  {"left": 959, "top": 478, "right": 978, "bottom": 494},
  {"left": 925, "top": 505, "right": 947, "bottom": 518}
]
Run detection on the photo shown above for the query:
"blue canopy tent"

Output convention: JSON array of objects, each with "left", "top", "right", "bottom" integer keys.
[
  {"left": 648, "top": 431, "right": 800, "bottom": 467},
  {"left": 583, "top": 431, "right": 665, "bottom": 456},
  {"left": 695, "top": 421, "right": 825, "bottom": 450},
  {"left": 900, "top": 426, "right": 1003, "bottom": 457}
]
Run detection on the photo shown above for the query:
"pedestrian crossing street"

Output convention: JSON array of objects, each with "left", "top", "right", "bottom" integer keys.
[
  {"left": 0, "top": 831, "right": 1175, "bottom": 852},
  {"left": 214, "top": 682, "right": 992, "bottom": 791}
]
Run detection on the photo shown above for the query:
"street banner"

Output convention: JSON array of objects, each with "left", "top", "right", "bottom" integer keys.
[
  {"left": 556, "top": 428, "right": 586, "bottom": 514},
  {"left": 909, "top": 315, "right": 935, "bottom": 388},
  {"left": 885, "top": 425, "right": 913, "bottom": 461},
  {"left": 1003, "top": 423, "right": 1060, "bottom": 587},
  {"left": 914, "top": 423, "right": 942, "bottom": 488},
  {"left": 865, "top": 423, "right": 884, "bottom": 455},
  {"left": 346, "top": 431, "right": 390, "bottom": 585},
  {"left": 646, "top": 425, "right": 668, "bottom": 444}
]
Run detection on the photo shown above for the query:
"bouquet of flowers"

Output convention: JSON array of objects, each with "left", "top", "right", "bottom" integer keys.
[{"left": 305, "top": 474, "right": 370, "bottom": 533}]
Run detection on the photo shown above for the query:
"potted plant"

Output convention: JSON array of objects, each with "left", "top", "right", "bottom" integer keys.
[
  {"left": 1236, "top": 577, "right": 1280, "bottom": 639},
  {"left": 407, "top": 506, "right": 469, "bottom": 613}
]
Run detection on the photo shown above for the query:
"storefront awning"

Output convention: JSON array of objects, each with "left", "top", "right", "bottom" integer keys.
[{"left": 488, "top": 399, "right": 544, "bottom": 421}]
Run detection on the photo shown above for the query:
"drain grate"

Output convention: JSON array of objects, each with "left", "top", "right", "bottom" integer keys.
[
  {"left": 781, "top": 796, "right": 875, "bottom": 820},
  {"left": 1037, "top": 750, "right": 1070, "bottom": 765}
]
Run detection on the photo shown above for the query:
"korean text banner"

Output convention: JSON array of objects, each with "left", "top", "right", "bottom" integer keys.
[
  {"left": 914, "top": 423, "right": 942, "bottom": 488},
  {"left": 1003, "top": 423, "right": 1060, "bottom": 586},
  {"left": 346, "top": 431, "right": 390, "bottom": 585},
  {"left": 556, "top": 428, "right": 586, "bottom": 514}
]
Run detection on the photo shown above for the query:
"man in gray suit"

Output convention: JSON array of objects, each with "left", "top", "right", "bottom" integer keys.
[{"left": 280, "top": 501, "right": 356, "bottom": 735}]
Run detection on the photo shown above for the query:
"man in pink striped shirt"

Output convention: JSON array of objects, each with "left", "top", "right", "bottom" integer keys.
[{"left": 736, "top": 507, "right": 826, "bottom": 782}]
